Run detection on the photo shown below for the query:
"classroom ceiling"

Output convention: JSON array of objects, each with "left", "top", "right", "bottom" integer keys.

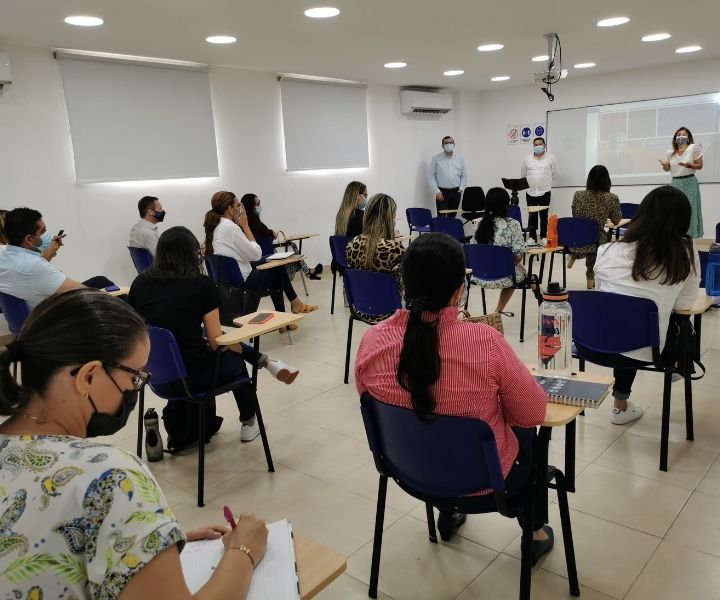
[{"left": 1, "top": 0, "right": 719, "bottom": 91}]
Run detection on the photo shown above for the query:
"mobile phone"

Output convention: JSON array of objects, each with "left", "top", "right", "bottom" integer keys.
[
  {"left": 57, "top": 229, "right": 65, "bottom": 238},
  {"left": 249, "top": 312, "right": 273, "bottom": 324},
  {"left": 104, "top": 284, "right": 121, "bottom": 292}
]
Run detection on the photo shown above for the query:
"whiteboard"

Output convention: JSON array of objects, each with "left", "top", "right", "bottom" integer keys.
[
  {"left": 547, "top": 92, "right": 720, "bottom": 186},
  {"left": 57, "top": 54, "right": 219, "bottom": 183}
]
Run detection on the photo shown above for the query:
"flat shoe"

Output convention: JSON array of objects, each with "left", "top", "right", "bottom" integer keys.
[
  {"left": 314, "top": 263, "right": 323, "bottom": 274},
  {"left": 292, "top": 302, "right": 318, "bottom": 314},
  {"left": 437, "top": 512, "right": 467, "bottom": 541},
  {"left": 532, "top": 525, "right": 554, "bottom": 566},
  {"left": 308, "top": 273, "right": 322, "bottom": 280}
]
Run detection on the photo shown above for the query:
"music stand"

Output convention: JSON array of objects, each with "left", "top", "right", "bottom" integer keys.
[{"left": 502, "top": 177, "right": 529, "bottom": 206}]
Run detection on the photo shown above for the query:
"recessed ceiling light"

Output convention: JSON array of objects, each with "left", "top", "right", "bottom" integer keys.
[
  {"left": 477, "top": 44, "right": 504, "bottom": 52},
  {"left": 206, "top": 35, "right": 237, "bottom": 44},
  {"left": 384, "top": 62, "right": 407, "bottom": 69},
  {"left": 443, "top": 70, "right": 464, "bottom": 76},
  {"left": 304, "top": 7, "right": 340, "bottom": 18},
  {"left": 532, "top": 55, "right": 549, "bottom": 62},
  {"left": 64, "top": 15, "right": 104, "bottom": 27},
  {"left": 642, "top": 33, "right": 671, "bottom": 42},
  {"left": 574, "top": 62, "right": 596, "bottom": 69},
  {"left": 597, "top": 16, "right": 630, "bottom": 27},
  {"left": 676, "top": 45, "right": 702, "bottom": 53},
  {"left": 491, "top": 75, "right": 510, "bottom": 82}
]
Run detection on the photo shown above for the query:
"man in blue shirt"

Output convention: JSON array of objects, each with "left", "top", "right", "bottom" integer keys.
[
  {"left": 427, "top": 135, "right": 468, "bottom": 217},
  {"left": 0, "top": 208, "right": 90, "bottom": 308}
]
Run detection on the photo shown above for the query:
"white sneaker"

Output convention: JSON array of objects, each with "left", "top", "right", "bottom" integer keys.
[
  {"left": 266, "top": 360, "right": 299, "bottom": 385},
  {"left": 610, "top": 401, "right": 643, "bottom": 425},
  {"left": 240, "top": 418, "right": 260, "bottom": 442}
]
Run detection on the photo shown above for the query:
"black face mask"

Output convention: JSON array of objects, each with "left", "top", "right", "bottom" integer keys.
[
  {"left": 85, "top": 368, "right": 140, "bottom": 438},
  {"left": 153, "top": 210, "right": 166, "bottom": 222}
]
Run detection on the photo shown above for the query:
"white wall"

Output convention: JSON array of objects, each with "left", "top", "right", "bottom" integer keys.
[
  {"left": 1, "top": 44, "right": 718, "bottom": 290},
  {"left": 473, "top": 57, "right": 720, "bottom": 231},
  {"left": 0, "top": 43, "right": 473, "bottom": 284}
]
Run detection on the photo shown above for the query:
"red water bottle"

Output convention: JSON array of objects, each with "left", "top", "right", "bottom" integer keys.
[{"left": 547, "top": 214, "right": 558, "bottom": 248}]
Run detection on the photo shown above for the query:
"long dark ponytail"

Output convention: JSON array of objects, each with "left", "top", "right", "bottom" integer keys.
[
  {"left": 474, "top": 187, "right": 510, "bottom": 244},
  {"left": 396, "top": 233, "right": 466, "bottom": 421}
]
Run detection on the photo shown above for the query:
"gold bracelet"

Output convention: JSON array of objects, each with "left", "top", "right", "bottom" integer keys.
[{"left": 228, "top": 545, "right": 255, "bottom": 568}]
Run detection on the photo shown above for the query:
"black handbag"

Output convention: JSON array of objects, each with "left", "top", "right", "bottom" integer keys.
[
  {"left": 660, "top": 313, "right": 705, "bottom": 379},
  {"left": 216, "top": 283, "right": 246, "bottom": 327}
]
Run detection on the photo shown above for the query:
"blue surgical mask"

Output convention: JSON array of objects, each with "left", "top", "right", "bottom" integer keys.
[
  {"left": 533, "top": 145, "right": 545, "bottom": 155},
  {"left": 443, "top": 143, "right": 454, "bottom": 153},
  {"left": 39, "top": 232, "right": 52, "bottom": 251},
  {"left": 676, "top": 136, "right": 688, "bottom": 146},
  {"left": 255, "top": 206, "right": 262, "bottom": 215}
]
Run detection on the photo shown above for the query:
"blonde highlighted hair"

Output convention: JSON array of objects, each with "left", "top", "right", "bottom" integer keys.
[
  {"left": 360, "top": 194, "right": 396, "bottom": 270},
  {"left": 334, "top": 181, "right": 366, "bottom": 235}
]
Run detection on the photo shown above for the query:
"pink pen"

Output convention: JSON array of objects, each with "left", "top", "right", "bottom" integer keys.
[{"left": 223, "top": 505, "right": 236, "bottom": 530}]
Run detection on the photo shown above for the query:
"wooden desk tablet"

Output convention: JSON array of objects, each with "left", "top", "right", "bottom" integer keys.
[
  {"left": 394, "top": 234, "right": 414, "bottom": 243},
  {"left": 255, "top": 255, "right": 307, "bottom": 271},
  {"left": 438, "top": 209, "right": 459, "bottom": 214},
  {"left": 674, "top": 290, "right": 719, "bottom": 316},
  {"left": 526, "top": 245, "right": 562, "bottom": 284},
  {"left": 279, "top": 233, "right": 319, "bottom": 244},
  {"left": 526, "top": 205, "right": 550, "bottom": 213},
  {"left": 215, "top": 311, "right": 304, "bottom": 345},
  {"left": 295, "top": 536, "right": 347, "bottom": 599},
  {"left": 694, "top": 238, "right": 714, "bottom": 253}
]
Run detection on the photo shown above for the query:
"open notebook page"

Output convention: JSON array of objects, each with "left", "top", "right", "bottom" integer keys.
[{"left": 180, "top": 518, "right": 299, "bottom": 599}]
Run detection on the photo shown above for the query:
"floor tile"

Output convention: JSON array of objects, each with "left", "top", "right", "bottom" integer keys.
[
  {"left": 666, "top": 491, "right": 720, "bottom": 558},
  {"left": 315, "top": 573, "right": 394, "bottom": 600},
  {"left": 336, "top": 463, "right": 422, "bottom": 514},
  {"left": 698, "top": 454, "right": 720, "bottom": 498}
]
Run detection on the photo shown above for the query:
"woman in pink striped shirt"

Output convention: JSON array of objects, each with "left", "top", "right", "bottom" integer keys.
[{"left": 355, "top": 233, "right": 553, "bottom": 562}]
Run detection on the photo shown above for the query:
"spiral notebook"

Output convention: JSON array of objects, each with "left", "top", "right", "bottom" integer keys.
[
  {"left": 180, "top": 519, "right": 300, "bottom": 599},
  {"left": 533, "top": 375, "right": 610, "bottom": 408}
]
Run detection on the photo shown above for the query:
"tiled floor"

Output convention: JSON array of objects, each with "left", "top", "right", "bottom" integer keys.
[{"left": 107, "top": 258, "right": 720, "bottom": 599}]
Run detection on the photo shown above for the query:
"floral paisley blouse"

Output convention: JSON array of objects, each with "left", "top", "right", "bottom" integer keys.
[{"left": 0, "top": 434, "right": 184, "bottom": 600}]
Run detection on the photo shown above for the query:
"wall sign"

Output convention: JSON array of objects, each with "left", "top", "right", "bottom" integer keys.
[
  {"left": 520, "top": 125, "right": 533, "bottom": 143},
  {"left": 507, "top": 125, "right": 520, "bottom": 145}
]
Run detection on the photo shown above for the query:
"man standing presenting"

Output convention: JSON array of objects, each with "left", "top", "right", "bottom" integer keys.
[
  {"left": 129, "top": 195, "right": 166, "bottom": 256},
  {"left": 521, "top": 137, "right": 558, "bottom": 241},
  {"left": 428, "top": 135, "right": 467, "bottom": 217}
]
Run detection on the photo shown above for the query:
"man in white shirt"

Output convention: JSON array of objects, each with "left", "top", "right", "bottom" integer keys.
[
  {"left": 520, "top": 137, "right": 559, "bottom": 241},
  {"left": 427, "top": 135, "right": 468, "bottom": 217},
  {"left": 128, "top": 196, "right": 165, "bottom": 256},
  {"left": 0, "top": 208, "right": 86, "bottom": 308}
]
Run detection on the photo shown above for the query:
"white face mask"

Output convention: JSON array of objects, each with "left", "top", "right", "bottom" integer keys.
[
  {"left": 443, "top": 143, "right": 454, "bottom": 153},
  {"left": 676, "top": 135, "right": 688, "bottom": 146}
]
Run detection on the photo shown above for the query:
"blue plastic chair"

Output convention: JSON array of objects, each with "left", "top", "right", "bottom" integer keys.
[
  {"left": 699, "top": 250, "right": 708, "bottom": 289},
  {"left": 460, "top": 186, "right": 485, "bottom": 223},
  {"left": 342, "top": 269, "right": 402, "bottom": 384},
  {"left": 548, "top": 217, "right": 599, "bottom": 288},
  {"left": 359, "top": 392, "right": 579, "bottom": 600},
  {"left": 569, "top": 291, "right": 693, "bottom": 471},
  {"left": 406, "top": 208, "right": 432, "bottom": 235},
  {"left": 127, "top": 246, "right": 153, "bottom": 274},
  {"left": 329, "top": 235, "right": 350, "bottom": 315},
  {"left": 430, "top": 217, "right": 468, "bottom": 244},
  {"left": 508, "top": 205, "right": 533, "bottom": 241},
  {"left": 465, "top": 245, "right": 529, "bottom": 342},
  {"left": 136, "top": 326, "right": 273, "bottom": 507},
  {"left": 0, "top": 292, "right": 29, "bottom": 337},
  {"left": 715, "top": 222, "right": 720, "bottom": 243},
  {"left": 619, "top": 203, "right": 640, "bottom": 219}
]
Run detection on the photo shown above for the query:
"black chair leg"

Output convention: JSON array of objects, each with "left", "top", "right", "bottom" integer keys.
[
  {"left": 136, "top": 387, "right": 145, "bottom": 458},
  {"left": 562, "top": 251, "right": 567, "bottom": 289},
  {"left": 344, "top": 317, "right": 354, "bottom": 384},
  {"left": 548, "top": 251, "right": 555, "bottom": 283},
  {"left": 519, "top": 495, "right": 533, "bottom": 600},
  {"left": 553, "top": 470, "right": 580, "bottom": 596},
  {"left": 481, "top": 289, "right": 487, "bottom": 315},
  {"left": 660, "top": 369, "right": 673, "bottom": 472},
  {"left": 331, "top": 272, "right": 337, "bottom": 314},
  {"left": 684, "top": 371, "right": 694, "bottom": 441},
  {"left": 425, "top": 503, "right": 437, "bottom": 543},
  {"left": 254, "top": 398, "right": 275, "bottom": 472},
  {"left": 520, "top": 287, "right": 527, "bottom": 343},
  {"left": 368, "top": 476, "right": 388, "bottom": 599},
  {"left": 579, "top": 357, "right": 586, "bottom": 372},
  {"left": 197, "top": 402, "right": 206, "bottom": 507}
]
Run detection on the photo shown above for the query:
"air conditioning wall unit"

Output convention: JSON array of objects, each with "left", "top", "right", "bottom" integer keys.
[{"left": 400, "top": 90, "right": 453, "bottom": 114}]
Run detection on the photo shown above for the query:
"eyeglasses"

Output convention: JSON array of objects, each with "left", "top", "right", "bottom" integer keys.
[{"left": 70, "top": 361, "right": 151, "bottom": 391}]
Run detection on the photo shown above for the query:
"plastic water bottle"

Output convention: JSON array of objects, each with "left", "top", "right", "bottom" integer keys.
[
  {"left": 144, "top": 408, "right": 164, "bottom": 462},
  {"left": 538, "top": 282, "right": 573, "bottom": 375},
  {"left": 547, "top": 215, "right": 558, "bottom": 248},
  {"left": 705, "top": 243, "right": 720, "bottom": 296}
]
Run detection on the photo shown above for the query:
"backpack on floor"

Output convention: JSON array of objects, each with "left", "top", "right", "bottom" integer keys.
[{"left": 162, "top": 399, "right": 223, "bottom": 452}]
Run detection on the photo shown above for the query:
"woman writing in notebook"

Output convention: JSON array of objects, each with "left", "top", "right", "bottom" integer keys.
[
  {"left": 355, "top": 233, "right": 554, "bottom": 563},
  {"left": 0, "top": 289, "right": 267, "bottom": 599}
]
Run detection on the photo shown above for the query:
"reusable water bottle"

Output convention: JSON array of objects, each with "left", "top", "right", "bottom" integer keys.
[
  {"left": 538, "top": 282, "right": 573, "bottom": 375},
  {"left": 705, "top": 243, "right": 720, "bottom": 297},
  {"left": 547, "top": 214, "right": 558, "bottom": 248},
  {"left": 144, "top": 408, "right": 164, "bottom": 462}
]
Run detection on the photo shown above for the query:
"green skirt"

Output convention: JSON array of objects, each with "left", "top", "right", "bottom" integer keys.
[{"left": 671, "top": 175, "right": 704, "bottom": 238}]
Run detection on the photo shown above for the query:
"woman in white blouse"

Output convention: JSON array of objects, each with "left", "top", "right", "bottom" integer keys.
[
  {"left": 659, "top": 126, "right": 704, "bottom": 238},
  {"left": 203, "top": 191, "right": 316, "bottom": 327}
]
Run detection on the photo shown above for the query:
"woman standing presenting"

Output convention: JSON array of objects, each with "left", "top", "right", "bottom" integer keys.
[{"left": 659, "top": 126, "right": 704, "bottom": 238}]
